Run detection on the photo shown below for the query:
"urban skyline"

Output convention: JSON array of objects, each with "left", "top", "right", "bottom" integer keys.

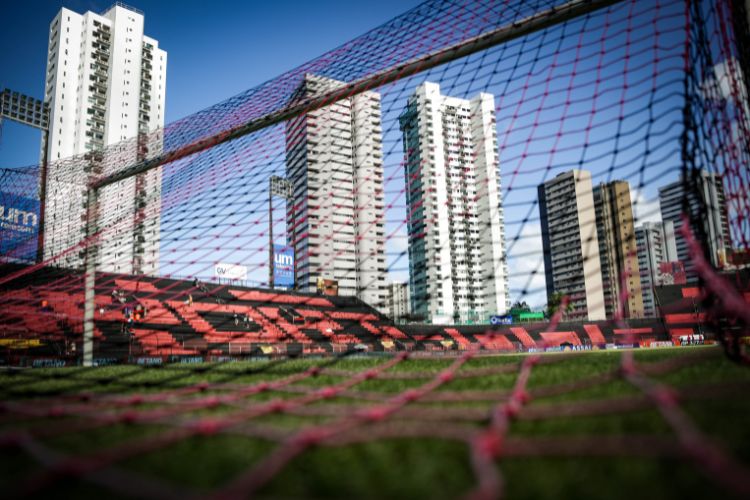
[{"left": 1, "top": 0, "right": 740, "bottom": 324}]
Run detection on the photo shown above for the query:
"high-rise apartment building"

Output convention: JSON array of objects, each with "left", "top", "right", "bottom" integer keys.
[
  {"left": 635, "top": 221, "right": 678, "bottom": 317},
  {"left": 42, "top": 4, "right": 166, "bottom": 274},
  {"left": 659, "top": 171, "right": 730, "bottom": 275},
  {"left": 386, "top": 282, "right": 410, "bottom": 321},
  {"left": 399, "top": 82, "right": 510, "bottom": 324},
  {"left": 538, "top": 170, "right": 606, "bottom": 321},
  {"left": 285, "top": 74, "right": 387, "bottom": 310},
  {"left": 593, "top": 180, "right": 644, "bottom": 318}
]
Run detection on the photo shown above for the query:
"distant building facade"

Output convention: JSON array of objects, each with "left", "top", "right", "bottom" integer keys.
[
  {"left": 399, "top": 82, "right": 510, "bottom": 324},
  {"left": 538, "top": 170, "right": 606, "bottom": 321},
  {"left": 42, "top": 4, "right": 166, "bottom": 274},
  {"left": 635, "top": 221, "right": 678, "bottom": 317},
  {"left": 593, "top": 180, "right": 644, "bottom": 319},
  {"left": 659, "top": 171, "right": 730, "bottom": 277},
  {"left": 285, "top": 74, "right": 387, "bottom": 310},
  {"left": 386, "top": 282, "right": 410, "bottom": 321}
]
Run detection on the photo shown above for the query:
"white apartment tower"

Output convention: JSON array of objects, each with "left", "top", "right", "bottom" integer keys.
[
  {"left": 42, "top": 4, "right": 166, "bottom": 274},
  {"left": 538, "top": 170, "right": 606, "bottom": 321},
  {"left": 386, "top": 282, "right": 410, "bottom": 321},
  {"left": 285, "top": 74, "right": 387, "bottom": 310},
  {"left": 658, "top": 171, "right": 730, "bottom": 275},
  {"left": 399, "top": 82, "right": 510, "bottom": 324},
  {"left": 635, "top": 221, "right": 678, "bottom": 317}
]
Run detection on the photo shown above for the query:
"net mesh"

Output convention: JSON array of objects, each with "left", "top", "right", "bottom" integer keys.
[
  {"left": 2, "top": 2, "right": 748, "bottom": 358},
  {"left": 0, "top": 0, "right": 747, "bottom": 359},
  {"left": 1, "top": 0, "right": 750, "bottom": 495},
  {"left": 1, "top": 348, "right": 749, "bottom": 498}
]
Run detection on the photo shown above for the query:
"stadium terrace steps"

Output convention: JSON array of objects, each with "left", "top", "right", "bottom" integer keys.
[
  {"left": 539, "top": 331, "right": 582, "bottom": 347},
  {"left": 509, "top": 327, "right": 536, "bottom": 349},
  {"left": 0, "top": 264, "right": 728, "bottom": 360},
  {"left": 229, "top": 289, "right": 334, "bottom": 307},
  {"left": 583, "top": 324, "right": 607, "bottom": 344},
  {"left": 257, "top": 307, "right": 309, "bottom": 343},
  {"left": 473, "top": 332, "right": 515, "bottom": 350},
  {"left": 131, "top": 328, "right": 200, "bottom": 355}
]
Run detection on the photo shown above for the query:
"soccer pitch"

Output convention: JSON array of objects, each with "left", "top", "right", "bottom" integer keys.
[{"left": 1, "top": 346, "right": 749, "bottom": 499}]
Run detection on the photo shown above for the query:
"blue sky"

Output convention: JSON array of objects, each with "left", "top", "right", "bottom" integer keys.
[
  {"left": 1, "top": 0, "right": 691, "bottom": 311},
  {"left": 0, "top": 0, "right": 422, "bottom": 167},
  {"left": 150, "top": 0, "right": 687, "bottom": 310}
]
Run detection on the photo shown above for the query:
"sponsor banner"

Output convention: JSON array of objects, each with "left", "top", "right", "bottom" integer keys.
[
  {"left": 647, "top": 341, "right": 675, "bottom": 348},
  {"left": 93, "top": 358, "right": 120, "bottom": 366},
  {"left": 0, "top": 193, "right": 39, "bottom": 263},
  {"left": 215, "top": 262, "right": 248, "bottom": 281},
  {"left": 490, "top": 315, "right": 513, "bottom": 325},
  {"left": 134, "top": 356, "right": 164, "bottom": 365},
  {"left": 173, "top": 356, "right": 204, "bottom": 364},
  {"left": 31, "top": 359, "right": 67, "bottom": 368},
  {"left": 274, "top": 244, "right": 294, "bottom": 287}
]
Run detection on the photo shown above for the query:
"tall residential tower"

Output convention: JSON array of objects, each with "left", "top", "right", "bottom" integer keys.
[
  {"left": 285, "top": 74, "right": 387, "bottom": 310},
  {"left": 42, "top": 4, "right": 166, "bottom": 274},
  {"left": 593, "top": 180, "right": 644, "bottom": 319},
  {"left": 538, "top": 170, "right": 606, "bottom": 321},
  {"left": 635, "top": 221, "right": 678, "bottom": 317},
  {"left": 399, "top": 82, "right": 510, "bottom": 324},
  {"left": 659, "top": 171, "right": 730, "bottom": 276}
]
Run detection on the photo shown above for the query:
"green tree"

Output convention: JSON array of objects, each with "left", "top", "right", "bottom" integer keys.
[
  {"left": 545, "top": 292, "right": 572, "bottom": 318},
  {"left": 510, "top": 300, "right": 531, "bottom": 313}
]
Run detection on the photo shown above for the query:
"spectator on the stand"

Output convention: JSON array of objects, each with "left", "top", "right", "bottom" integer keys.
[
  {"left": 122, "top": 306, "right": 135, "bottom": 333},
  {"left": 234, "top": 313, "right": 239, "bottom": 326},
  {"left": 134, "top": 303, "right": 146, "bottom": 320}
]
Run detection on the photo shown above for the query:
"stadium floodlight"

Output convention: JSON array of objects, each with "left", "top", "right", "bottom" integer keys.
[
  {"left": 0, "top": 88, "right": 49, "bottom": 131},
  {"left": 268, "top": 176, "right": 292, "bottom": 289}
]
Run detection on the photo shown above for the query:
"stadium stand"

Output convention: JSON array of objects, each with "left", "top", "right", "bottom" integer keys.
[{"left": 0, "top": 262, "right": 730, "bottom": 364}]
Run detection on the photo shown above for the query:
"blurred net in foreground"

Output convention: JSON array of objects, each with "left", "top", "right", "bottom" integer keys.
[
  {"left": 1, "top": 0, "right": 750, "bottom": 498},
  {"left": 1, "top": 348, "right": 749, "bottom": 498},
  {"left": 0, "top": 0, "right": 749, "bottom": 359}
]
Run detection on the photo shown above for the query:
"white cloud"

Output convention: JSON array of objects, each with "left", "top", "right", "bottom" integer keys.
[
  {"left": 630, "top": 185, "right": 662, "bottom": 225},
  {"left": 505, "top": 222, "right": 547, "bottom": 309},
  {"left": 702, "top": 57, "right": 750, "bottom": 121}
]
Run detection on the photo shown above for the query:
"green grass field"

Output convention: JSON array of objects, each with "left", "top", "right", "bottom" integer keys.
[{"left": 1, "top": 346, "right": 749, "bottom": 499}]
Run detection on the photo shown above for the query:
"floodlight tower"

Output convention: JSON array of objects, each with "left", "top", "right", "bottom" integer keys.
[{"left": 268, "top": 175, "right": 292, "bottom": 289}]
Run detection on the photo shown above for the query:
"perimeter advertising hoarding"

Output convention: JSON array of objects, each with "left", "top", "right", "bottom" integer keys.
[
  {"left": 274, "top": 244, "right": 294, "bottom": 288},
  {"left": 214, "top": 262, "right": 248, "bottom": 281},
  {"left": 0, "top": 194, "right": 39, "bottom": 263}
]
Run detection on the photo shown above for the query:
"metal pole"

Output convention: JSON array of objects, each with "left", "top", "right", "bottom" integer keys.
[
  {"left": 83, "top": 186, "right": 98, "bottom": 367},
  {"left": 269, "top": 183, "right": 274, "bottom": 289},
  {"left": 37, "top": 127, "right": 49, "bottom": 263}
]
